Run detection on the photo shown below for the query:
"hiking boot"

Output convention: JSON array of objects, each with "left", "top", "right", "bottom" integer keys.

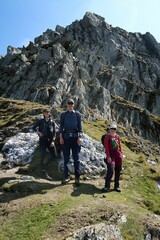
[
  {"left": 114, "top": 187, "right": 121, "bottom": 192},
  {"left": 62, "top": 178, "right": 71, "bottom": 184},
  {"left": 42, "top": 170, "right": 52, "bottom": 180},
  {"left": 75, "top": 177, "right": 80, "bottom": 186},
  {"left": 101, "top": 187, "right": 110, "bottom": 193}
]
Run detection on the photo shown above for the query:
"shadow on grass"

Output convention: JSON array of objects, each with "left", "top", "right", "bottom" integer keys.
[
  {"left": 16, "top": 148, "right": 63, "bottom": 181},
  {"left": 0, "top": 149, "right": 64, "bottom": 204},
  {"left": 0, "top": 177, "right": 16, "bottom": 187},
  {"left": 0, "top": 178, "right": 61, "bottom": 204},
  {"left": 71, "top": 182, "right": 102, "bottom": 197}
]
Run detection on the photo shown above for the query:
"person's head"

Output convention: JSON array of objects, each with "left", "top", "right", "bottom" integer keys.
[
  {"left": 43, "top": 108, "right": 51, "bottom": 118},
  {"left": 109, "top": 123, "right": 117, "bottom": 134},
  {"left": 67, "top": 98, "right": 74, "bottom": 111}
]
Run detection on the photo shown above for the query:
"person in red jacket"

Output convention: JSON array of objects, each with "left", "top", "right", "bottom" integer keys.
[{"left": 102, "top": 123, "right": 123, "bottom": 192}]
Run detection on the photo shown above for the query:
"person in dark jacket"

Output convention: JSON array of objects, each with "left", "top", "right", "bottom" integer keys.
[
  {"left": 33, "top": 108, "right": 56, "bottom": 180},
  {"left": 102, "top": 123, "right": 123, "bottom": 192},
  {"left": 59, "top": 99, "right": 83, "bottom": 186}
]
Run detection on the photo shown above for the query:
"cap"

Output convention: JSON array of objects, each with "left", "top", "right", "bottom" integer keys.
[
  {"left": 43, "top": 108, "right": 51, "bottom": 113},
  {"left": 109, "top": 123, "right": 117, "bottom": 129},
  {"left": 67, "top": 99, "right": 74, "bottom": 104}
]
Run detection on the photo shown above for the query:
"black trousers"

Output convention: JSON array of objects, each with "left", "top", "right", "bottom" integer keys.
[
  {"left": 105, "top": 163, "right": 122, "bottom": 189},
  {"left": 39, "top": 138, "right": 55, "bottom": 170},
  {"left": 62, "top": 137, "right": 80, "bottom": 179}
]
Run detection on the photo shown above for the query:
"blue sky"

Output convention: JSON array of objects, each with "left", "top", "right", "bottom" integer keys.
[{"left": 0, "top": 0, "right": 160, "bottom": 55}]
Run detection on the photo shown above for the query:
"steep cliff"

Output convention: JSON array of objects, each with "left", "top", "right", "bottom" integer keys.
[{"left": 0, "top": 12, "right": 160, "bottom": 144}]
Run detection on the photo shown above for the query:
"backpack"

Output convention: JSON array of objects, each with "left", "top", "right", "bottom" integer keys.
[{"left": 101, "top": 134, "right": 107, "bottom": 146}]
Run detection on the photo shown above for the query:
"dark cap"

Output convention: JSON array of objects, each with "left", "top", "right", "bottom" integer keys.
[
  {"left": 43, "top": 108, "right": 51, "bottom": 113},
  {"left": 67, "top": 99, "right": 74, "bottom": 104}
]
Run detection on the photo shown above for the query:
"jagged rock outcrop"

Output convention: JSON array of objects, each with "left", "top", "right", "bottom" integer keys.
[
  {"left": 0, "top": 12, "right": 160, "bottom": 144},
  {"left": 66, "top": 223, "right": 123, "bottom": 240},
  {"left": 2, "top": 132, "right": 106, "bottom": 177},
  {"left": 2, "top": 132, "right": 38, "bottom": 167}
]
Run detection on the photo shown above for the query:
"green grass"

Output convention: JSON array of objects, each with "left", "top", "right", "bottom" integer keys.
[
  {"left": 0, "top": 191, "right": 105, "bottom": 240},
  {"left": 0, "top": 173, "right": 160, "bottom": 239},
  {"left": 0, "top": 197, "right": 74, "bottom": 240},
  {"left": 83, "top": 119, "right": 109, "bottom": 141},
  {"left": 121, "top": 212, "right": 144, "bottom": 240}
]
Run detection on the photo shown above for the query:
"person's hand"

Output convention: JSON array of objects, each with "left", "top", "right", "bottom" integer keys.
[
  {"left": 120, "top": 151, "right": 123, "bottom": 159},
  {"left": 50, "top": 141, "right": 55, "bottom": 147},
  {"left": 38, "top": 131, "right": 43, "bottom": 137},
  {"left": 107, "top": 157, "right": 112, "bottom": 163},
  {"left": 77, "top": 137, "right": 82, "bottom": 145},
  {"left": 60, "top": 136, "right": 64, "bottom": 145}
]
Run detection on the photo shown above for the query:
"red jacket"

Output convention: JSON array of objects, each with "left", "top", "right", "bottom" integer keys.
[{"left": 104, "top": 134, "right": 122, "bottom": 158}]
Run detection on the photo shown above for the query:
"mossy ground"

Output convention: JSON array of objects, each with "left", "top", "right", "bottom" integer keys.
[{"left": 0, "top": 98, "right": 160, "bottom": 239}]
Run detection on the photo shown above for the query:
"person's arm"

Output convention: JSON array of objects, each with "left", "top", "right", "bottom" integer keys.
[
  {"left": 32, "top": 119, "right": 39, "bottom": 132},
  {"left": 59, "top": 112, "right": 65, "bottom": 134},
  {"left": 59, "top": 113, "right": 65, "bottom": 144},
  {"left": 52, "top": 121, "right": 56, "bottom": 139},
  {"left": 51, "top": 121, "right": 56, "bottom": 143},
  {"left": 104, "top": 136, "right": 110, "bottom": 158},
  {"left": 76, "top": 112, "right": 83, "bottom": 145},
  {"left": 33, "top": 119, "right": 44, "bottom": 137},
  {"left": 49, "top": 121, "right": 56, "bottom": 147},
  {"left": 77, "top": 112, "right": 83, "bottom": 135},
  {"left": 33, "top": 119, "right": 41, "bottom": 136},
  {"left": 118, "top": 135, "right": 122, "bottom": 152},
  {"left": 104, "top": 136, "right": 112, "bottom": 163}
]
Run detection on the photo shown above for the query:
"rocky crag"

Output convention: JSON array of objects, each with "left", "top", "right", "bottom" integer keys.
[{"left": 0, "top": 12, "right": 160, "bottom": 144}]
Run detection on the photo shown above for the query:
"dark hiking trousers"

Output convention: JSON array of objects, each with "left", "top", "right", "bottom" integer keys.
[
  {"left": 105, "top": 164, "right": 122, "bottom": 188},
  {"left": 62, "top": 137, "right": 80, "bottom": 179},
  {"left": 39, "top": 138, "right": 55, "bottom": 170},
  {"left": 105, "top": 150, "right": 122, "bottom": 189}
]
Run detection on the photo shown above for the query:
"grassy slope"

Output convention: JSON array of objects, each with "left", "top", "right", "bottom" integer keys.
[{"left": 0, "top": 98, "right": 160, "bottom": 240}]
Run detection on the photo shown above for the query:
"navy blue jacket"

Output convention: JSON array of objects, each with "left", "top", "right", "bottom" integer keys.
[{"left": 59, "top": 110, "right": 82, "bottom": 134}]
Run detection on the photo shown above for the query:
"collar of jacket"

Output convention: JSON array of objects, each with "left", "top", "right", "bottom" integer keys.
[{"left": 66, "top": 110, "right": 75, "bottom": 113}]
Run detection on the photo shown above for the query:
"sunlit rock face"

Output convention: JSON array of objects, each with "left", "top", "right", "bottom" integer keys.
[
  {"left": 2, "top": 132, "right": 38, "bottom": 167},
  {"left": 0, "top": 12, "right": 160, "bottom": 144}
]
